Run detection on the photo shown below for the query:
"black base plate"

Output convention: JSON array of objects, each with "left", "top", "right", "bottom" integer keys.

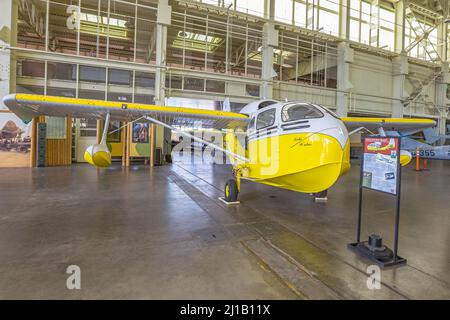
[{"left": 348, "top": 242, "right": 407, "bottom": 268}]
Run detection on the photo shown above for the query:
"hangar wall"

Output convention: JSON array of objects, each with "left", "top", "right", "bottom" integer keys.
[{"left": 351, "top": 51, "right": 393, "bottom": 115}]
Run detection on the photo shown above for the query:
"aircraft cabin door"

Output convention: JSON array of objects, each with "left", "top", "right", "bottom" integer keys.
[{"left": 74, "top": 118, "right": 98, "bottom": 162}]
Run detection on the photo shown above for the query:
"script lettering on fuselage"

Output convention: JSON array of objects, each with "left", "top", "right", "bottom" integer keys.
[{"left": 291, "top": 137, "right": 313, "bottom": 148}]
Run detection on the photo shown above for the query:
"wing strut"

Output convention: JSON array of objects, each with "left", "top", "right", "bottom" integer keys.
[
  {"left": 143, "top": 116, "right": 249, "bottom": 163},
  {"left": 348, "top": 126, "right": 375, "bottom": 136},
  {"left": 100, "top": 113, "right": 111, "bottom": 145}
]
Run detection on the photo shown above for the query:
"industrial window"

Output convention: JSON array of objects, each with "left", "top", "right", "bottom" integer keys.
[
  {"left": 281, "top": 0, "right": 339, "bottom": 36},
  {"left": 236, "top": 0, "right": 264, "bottom": 17},
  {"left": 195, "top": 0, "right": 264, "bottom": 16},
  {"left": 135, "top": 72, "right": 155, "bottom": 88},
  {"left": 79, "top": 66, "right": 106, "bottom": 83},
  {"left": 278, "top": 30, "right": 338, "bottom": 89},
  {"left": 206, "top": 80, "right": 225, "bottom": 93},
  {"left": 108, "top": 69, "right": 132, "bottom": 86},
  {"left": 405, "top": 13, "right": 440, "bottom": 62},
  {"left": 167, "top": 9, "right": 263, "bottom": 78},
  {"left": 200, "top": 1, "right": 221, "bottom": 6},
  {"left": 294, "top": 1, "right": 306, "bottom": 27},
  {"left": 18, "top": 0, "right": 156, "bottom": 62},
  {"left": 349, "top": 0, "right": 395, "bottom": 51},
  {"left": 79, "top": 118, "right": 97, "bottom": 137},
  {"left": 275, "top": 0, "right": 339, "bottom": 35},
  {"left": 256, "top": 109, "right": 276, "bottom": 130},
  {"left": 378, "top": 7, "right": 395, "bottom": 50},
  {"left": 317, "top": 0, "right": 339, "bottom": 36},
  {"left": 276, "top": 0, "right": 294, "bottom": 24},
  {"left": 281, "top": 103, "right": 323, "bottom": 122},
  {"left": 18, "top": 59, "right": 45, "bottom": 78}
]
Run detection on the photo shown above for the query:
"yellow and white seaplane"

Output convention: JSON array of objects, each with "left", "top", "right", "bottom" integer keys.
[{"left": 3, "top": 94, "right": 435, "bottom": 202}]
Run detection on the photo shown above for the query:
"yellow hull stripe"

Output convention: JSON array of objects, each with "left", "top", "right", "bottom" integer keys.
[{"left": 226, "top": 132, "right": 350, "bottom": 193}]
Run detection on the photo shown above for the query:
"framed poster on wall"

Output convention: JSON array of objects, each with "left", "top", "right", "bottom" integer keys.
[
  {"left": 0, "top": 112, "right": 32, "bottom": 167},
  {"left": 132, "top": 122, "right": 149, "bottom": 144}
]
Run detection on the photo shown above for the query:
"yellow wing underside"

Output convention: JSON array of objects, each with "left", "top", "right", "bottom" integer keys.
[
  {"left": 3, "top": 94, "right": 249, "bottom": 130},
  {"left": 3, "top": 94, "right": 435, "bottom": 133},
  {"left": 341, "top": 117, "right": 436, "bottom": 132}
]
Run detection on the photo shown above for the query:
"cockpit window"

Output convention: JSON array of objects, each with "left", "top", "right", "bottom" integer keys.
[
  {"left": 256, "top": 108, "right": 276, "bottom": 130},
  {"left": 321, "top": 106, "right": 340, "bottom": 119},
  {"left": 258, "top": 101, "right": 277, "bottom": 109},
  {"left": 281, "top": 103, "right": 323, "bottom": 122},
  {"left": 248, "top": 116, "right": 255, "bottom": 132}
]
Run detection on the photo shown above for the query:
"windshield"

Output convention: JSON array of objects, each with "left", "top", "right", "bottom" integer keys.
[{"left": 281, "top": 103, "right": 323, "bottom": 122}]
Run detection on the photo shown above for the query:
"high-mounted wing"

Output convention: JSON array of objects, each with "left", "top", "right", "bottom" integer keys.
[
  {"left": 342, "top": 117, "right": 436, "bottom": 134},
  {"left": 3, "top": 94, "right": 249, "bottom": 130}
]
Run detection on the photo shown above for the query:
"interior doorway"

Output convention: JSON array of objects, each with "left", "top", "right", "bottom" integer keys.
[{"left": 73, "top": 118, "right": 97, "bottom": 163}]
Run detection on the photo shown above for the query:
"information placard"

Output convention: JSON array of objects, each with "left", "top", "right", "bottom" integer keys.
[{"left": 362, "top": 137, "right": 400, "bottom": 195}]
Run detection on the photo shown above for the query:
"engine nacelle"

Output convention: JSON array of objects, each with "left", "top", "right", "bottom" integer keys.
[{"left": 84, "top": 144, "right": 112, "bottom": 168}]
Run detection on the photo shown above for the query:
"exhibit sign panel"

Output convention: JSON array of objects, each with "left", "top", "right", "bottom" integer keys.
[{"left": 362, "top": 137, "right": 400, "bottom": 195}]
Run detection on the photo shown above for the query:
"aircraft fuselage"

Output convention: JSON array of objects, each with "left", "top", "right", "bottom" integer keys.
[{"left": 226, "top": 101, "right": 351, "bottom": 193}]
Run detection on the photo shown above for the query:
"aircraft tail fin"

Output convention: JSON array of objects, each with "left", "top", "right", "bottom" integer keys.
[
  {"left": 223, "top": 97, "right": 231, "bottom": 112},
  {"left": 422, "top": 128, "right": 440, "bottom": 144},
  {"left": 401, "top": 136, "right": 428, "bottom": 150}
]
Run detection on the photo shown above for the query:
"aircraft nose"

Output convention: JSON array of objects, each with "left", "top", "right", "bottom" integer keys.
[{"left": 325, "top": 119, "right": 349, "bottom": 150}]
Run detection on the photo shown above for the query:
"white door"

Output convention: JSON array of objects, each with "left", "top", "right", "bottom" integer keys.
[{"left": 75, "top": 118, "right": 98, "bottom": 162}]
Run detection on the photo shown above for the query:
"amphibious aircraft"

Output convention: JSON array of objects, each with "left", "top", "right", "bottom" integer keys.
[
  {"left": 421, "top": 127, "right": 450, "bottom": 145},
  {"left": 3, "top": 94, "right": 435, "bottom": 202},
  {"left": 403, "top": 137, "right": 450, "bottom": 160},
  {"left": 382, "top": 128, "right": 450, "bottom": 161}
]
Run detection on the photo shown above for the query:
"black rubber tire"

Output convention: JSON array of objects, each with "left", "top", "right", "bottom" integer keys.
[
  {"left": 313, "top": 190, "right": 328, "bottom": 198},
  {"left": 224, "top": 179, "right": 239, "bottom": 202}
]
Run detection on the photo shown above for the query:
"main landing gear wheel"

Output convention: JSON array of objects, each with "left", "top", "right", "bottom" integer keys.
[
  {"left": 313, "top": 190, "right": 328, "bottom": 202},
  {"left": 224, "top": 179, "right": 239, "bottom": 202}
]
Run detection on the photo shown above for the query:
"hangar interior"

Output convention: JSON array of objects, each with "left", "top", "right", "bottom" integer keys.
[{"left": 0, "top": 0, "right": 449, "bottom": 299}]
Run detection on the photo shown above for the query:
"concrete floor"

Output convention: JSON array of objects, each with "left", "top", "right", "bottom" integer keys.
[{"left": 0, "top": 157, "right": 449, "bottom": 299}]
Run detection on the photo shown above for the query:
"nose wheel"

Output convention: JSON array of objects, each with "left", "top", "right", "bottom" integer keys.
[{"left": 224, "top": 179, "right": 239, "bottom": 202}]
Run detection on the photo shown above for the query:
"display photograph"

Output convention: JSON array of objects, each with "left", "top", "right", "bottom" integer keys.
[
  {"left": 0, "top": 0, "right": 449, "bottom": 313},
  {"left": 0, "top": 112, "right": 31, "bottom": 167}
]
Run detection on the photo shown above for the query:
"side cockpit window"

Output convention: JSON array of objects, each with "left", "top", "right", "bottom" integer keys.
[
  {"left": 256, "top": 108, "right": 276, "bottom": 130},
  {"left": 281, "top": 103, "right": 323, "bottom": 122},
  {"left": 321, "top": 106, "right": 341, "bottom": 119},
  {"left": 248, "top": 116, "right": 255, "bottom": 132}
]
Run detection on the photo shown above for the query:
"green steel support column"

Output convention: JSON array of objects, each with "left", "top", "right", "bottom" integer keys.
[
  {"left": 336, "top": 42, "right": 353, "bottom": 117},
  {"left": 155, "top": 0, "right": 171, "bottom": 162},
  {"left": 339, "top": 0, "right": 351, "bottom": 40},
  {"left": 261, "top": 22, "right": 278, "bottom": 100},
  {"left": 436, "top": 62, "right": 449, "bottom": 142},
  {"left": 392, "top": 55, "right": 408, "bottom": 118},
  {"left": 394, "top": 0, "right": 406, "bottom": 54}
]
